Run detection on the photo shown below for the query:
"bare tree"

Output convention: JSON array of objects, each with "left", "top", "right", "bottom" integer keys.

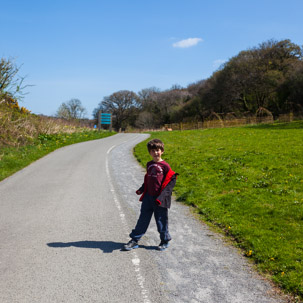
[
  {"left": 56, "top": 99, "right": 87, "bottom": 119},
  {"left": 0, "top": 57, "right": 29, "bottom": 101},
  {"left": 135, "top": 111, "right": 155, "bottom": 129},
  {"left": 98, "top": 90, "right": 139, "bottom": 130},
  {"left": 152, "top": 88, "right": 190, "bottom": 124}
]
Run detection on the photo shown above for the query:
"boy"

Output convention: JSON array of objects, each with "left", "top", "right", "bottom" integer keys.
[{"left": 123, "top": 139, "right": 178, "bottom": 251}]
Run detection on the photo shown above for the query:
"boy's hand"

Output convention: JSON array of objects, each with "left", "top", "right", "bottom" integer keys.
[{"left": 136, "top": 190, "right": 142, "bottom": 195}]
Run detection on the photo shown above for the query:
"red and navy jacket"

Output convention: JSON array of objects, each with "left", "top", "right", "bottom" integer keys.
[{"left": 137, "top": 169, "right": 178, "bottom": 209}]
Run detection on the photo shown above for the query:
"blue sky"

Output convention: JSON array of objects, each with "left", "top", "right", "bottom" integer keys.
[{"left": 1, "top": 0, "right": 303, "bottom": 118}]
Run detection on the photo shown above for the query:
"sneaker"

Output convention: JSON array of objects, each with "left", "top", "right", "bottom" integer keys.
[
  {"left": 122, "top": 239, "right": 139, "bottom": 251},
  {"left": 157, "top": 241, "right": 169, "bottom": 251}
]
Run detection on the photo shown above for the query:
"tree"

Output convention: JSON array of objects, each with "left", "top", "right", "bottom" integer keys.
[
  {"left": 278, "top": 63, "right": 303, "bottom": 113},
  {"left": 96, "top": 90, "right": 139, "bottom": 130},
  {"left": 56, "top": 99, "right": 87, "bottom": 119},
  {"left": 0, "top": 57, "right": 28, "bottom": 102},
  {"left": 154, "top": 89, "right": 190, "bottom": 124},
  {"left": 139, "top": 88, "right": 190, "bottom": 126},
  {"left": 137, "top": 87, "right": 160, "bottom": 111},
  {"left": 197, "top": 39, "right": 303, "bottom": 117},
  {"left": 135, "top": 111, "right": 155, "bottom": 129}
]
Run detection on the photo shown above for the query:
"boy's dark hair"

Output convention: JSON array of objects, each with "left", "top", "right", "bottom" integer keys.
[{"left": 147, "top": 139, "right": 164, "bottom": 152}]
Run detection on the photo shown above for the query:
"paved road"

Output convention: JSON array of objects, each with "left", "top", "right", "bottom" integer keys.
[{"left": 0, "top": 133, "right": 289, "bottom": 302}]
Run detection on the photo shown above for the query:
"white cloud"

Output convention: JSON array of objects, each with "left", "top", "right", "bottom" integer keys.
[
  {"left": 213, "top": 59, "right": 227, "bottom": 69},
  {"left": 173, "top": 38, "right": 203, "bottom": 48}
]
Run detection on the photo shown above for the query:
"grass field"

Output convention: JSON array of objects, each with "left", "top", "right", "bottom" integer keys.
[
  {"left": 0, "top": 130, "right": 115, "bottom": 181},
  {"left": 133, "top": 121, "right": 303, "bottom": 300}
]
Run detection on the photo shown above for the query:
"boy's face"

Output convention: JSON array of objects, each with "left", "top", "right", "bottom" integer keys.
[{"left": 149, "top": 148, "right": 163, "bottom": 162}]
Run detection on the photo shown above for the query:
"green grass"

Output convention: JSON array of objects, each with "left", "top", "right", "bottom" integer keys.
[
  {"left": 134, "top": 121, "right": 303, "bottom": 300},
  {"left": 0, "top": 130, "right": 115, "bottom": 181}
]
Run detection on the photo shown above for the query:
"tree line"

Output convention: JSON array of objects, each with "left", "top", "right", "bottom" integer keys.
[
  {"left": 93, "top": 39, "right": 303, "bottom": 130},
  {"left": 2, "top": 39, "right": 302, "bottom": 132}
]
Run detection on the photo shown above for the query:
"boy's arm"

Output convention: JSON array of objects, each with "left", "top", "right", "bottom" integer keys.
[
  {"left": 136, "top": 183, "right": 144, "bottom": 195},
  {"left": 137, "top": 166, "right": 148, "bottom": 195}
]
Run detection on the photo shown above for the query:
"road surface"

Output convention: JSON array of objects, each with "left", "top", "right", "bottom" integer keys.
[{"left": 0, "top": 133, "right": 289, "bottom": 302}]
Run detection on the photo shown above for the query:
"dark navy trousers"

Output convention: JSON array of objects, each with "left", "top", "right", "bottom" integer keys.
[{"left": 130, "top": 193, "right": 171, "bottom": 243}]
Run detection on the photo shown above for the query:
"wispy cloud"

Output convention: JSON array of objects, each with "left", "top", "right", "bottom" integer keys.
[
  {"left": 173, "top": 37, "right": 203, "bottom": 48},
  {"left": 213, "top": 59, "right": 227, "bottom": 69}
]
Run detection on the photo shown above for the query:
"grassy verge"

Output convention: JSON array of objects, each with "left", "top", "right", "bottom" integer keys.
[
  {"left": 133, "top": 121, "right": 303, "bottom": 300},
  {"left": 0, "top": 130, "right": 115, "bottom": 181}
]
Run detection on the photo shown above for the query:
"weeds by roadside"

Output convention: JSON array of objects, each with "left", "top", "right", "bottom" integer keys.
[{"left": 0, "top": 100, "right": 93, "bottom": 148}]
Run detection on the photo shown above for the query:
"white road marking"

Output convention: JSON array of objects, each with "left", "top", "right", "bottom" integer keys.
[
  {"left": 106, "top": 142, "right": 151, "bottom": 303},
  {"left": 107, "top": 145, "right": 116, "bottom": 154}
]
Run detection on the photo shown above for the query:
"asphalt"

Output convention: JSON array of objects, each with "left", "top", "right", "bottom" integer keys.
[{"left": 0, "top": 133, "right": 290, "bottom": 302}]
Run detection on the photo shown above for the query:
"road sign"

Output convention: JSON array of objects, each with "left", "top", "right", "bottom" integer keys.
[
  {"left": 98, "top": 112, "right": 112, "bottom": 131},
  {"left": 101, "top": 113, "right": 111, "bottom": 125}
]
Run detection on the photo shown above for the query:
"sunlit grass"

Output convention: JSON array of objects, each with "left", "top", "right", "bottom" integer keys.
[{"left": 134, "top": 121, "right": 303, "bottom": 300}]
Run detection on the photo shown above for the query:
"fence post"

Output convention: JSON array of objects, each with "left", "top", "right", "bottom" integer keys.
[{"left": 98, "top": 110, "right": 101, "bottom": 130}]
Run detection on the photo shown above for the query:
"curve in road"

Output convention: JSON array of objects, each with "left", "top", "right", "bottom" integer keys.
[{"left": 0, "top": 133, "right": 289, "bottom": 303}]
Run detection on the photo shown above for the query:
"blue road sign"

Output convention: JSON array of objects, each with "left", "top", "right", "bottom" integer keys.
[{"left": 100, "top": 113, "right": 111, "bottom": 125}]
